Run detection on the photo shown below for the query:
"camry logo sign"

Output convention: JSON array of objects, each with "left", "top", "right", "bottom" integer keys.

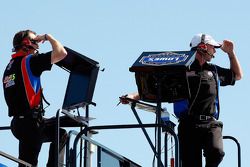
[{"left": 139, "top": 52, "right": 188, "bottom": 66}]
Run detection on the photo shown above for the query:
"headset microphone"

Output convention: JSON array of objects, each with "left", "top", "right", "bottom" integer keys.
[
  {"left": 206, "top": 50, "right": 214, "bottom": 58},
  {"left": 198, "top": 34, "right": 215, "bottom": 58}
]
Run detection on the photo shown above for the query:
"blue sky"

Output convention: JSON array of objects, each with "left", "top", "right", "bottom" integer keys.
[{"left": 0, "top": 1, "right": 249, "bottom": 166}]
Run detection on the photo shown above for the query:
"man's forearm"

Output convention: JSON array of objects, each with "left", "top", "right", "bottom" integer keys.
[
  {"left": 46, "top": 34, "right": 67, "bottom": 64},
  {"left": 228, "top": 51, "right": 243, "bottom": 80}
]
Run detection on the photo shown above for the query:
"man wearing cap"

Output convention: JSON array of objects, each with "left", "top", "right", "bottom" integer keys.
[
  {"left": 174, "top": 33, "right": 243, "bottom": 167},
  {"left": 119, "top": 33, "right": 242, "bottom": 167}
]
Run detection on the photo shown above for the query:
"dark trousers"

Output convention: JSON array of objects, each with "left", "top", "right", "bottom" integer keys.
[
  {"left": 178, "top": 119, "right": 225, "bottom": 167},
  {"left": 11, "top": 117, "right": 67, "bottom": 167}
]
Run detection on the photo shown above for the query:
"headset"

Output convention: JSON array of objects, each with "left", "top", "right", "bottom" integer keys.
[
  {"left": 12, "top": 30, "right": 38, "bottom": 52},
  {"left": 197, "top": 34, "right": 207, "bottom": 52},
  {"left": 197, "top": 34, "right": 214, "bottom": 58},
  {"left": 13, "top": 38, "right": 38, "bottom": 52}
]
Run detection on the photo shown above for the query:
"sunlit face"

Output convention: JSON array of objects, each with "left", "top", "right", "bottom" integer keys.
[
  {"left": 203, "top": 44, "right": 216, "bottom": 61},
  {"left": 207, "top": 44, "right": 216, "bottom": 55}
]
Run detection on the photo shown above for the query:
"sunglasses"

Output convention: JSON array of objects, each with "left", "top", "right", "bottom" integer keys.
[{"left": 29, "top": 38, "right": 38, "bottom": 45}]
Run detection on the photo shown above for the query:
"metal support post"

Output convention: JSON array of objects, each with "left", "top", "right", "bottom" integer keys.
[
  {"left": 56, "top": 109, "right": 61, "bottom": 167},
  {"left": 156, "top": 76, "right": 163, "bottom": 167}
]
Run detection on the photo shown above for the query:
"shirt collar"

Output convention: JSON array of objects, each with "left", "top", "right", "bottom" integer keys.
[{"left": 11, "top": 51, "right": 28, "bottom": 59}]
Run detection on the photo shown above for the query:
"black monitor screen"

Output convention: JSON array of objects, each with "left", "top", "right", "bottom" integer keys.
[
  {"left": 62, "top": 67, "right": 98, "bottom": 110},
  {"left": 55, "top": 47, "right": 99, "bottom": 110}
]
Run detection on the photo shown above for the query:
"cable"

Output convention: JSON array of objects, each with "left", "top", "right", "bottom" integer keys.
[{"left": 187, "top": 62, "right": 203, "bottom": 115}]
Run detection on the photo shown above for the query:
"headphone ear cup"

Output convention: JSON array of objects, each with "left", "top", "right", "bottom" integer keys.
[
  {"left": 197, "top": 43, "right": 208, "bottom": 56},
  {"left": 198, "top": 43, "right": 207, "bottom": 50},
  {"left": 19, "top": 38, "right": 32, "bottom": 52},
  {"left": 22, "top": 38, "right": 31, "bottom": 46}
]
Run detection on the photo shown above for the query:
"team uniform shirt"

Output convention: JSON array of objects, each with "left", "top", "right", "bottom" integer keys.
[
  {"left": 174, "top": 59, "right": 235, "bottom": 119},
  {"left": 3, "top": 52, "right": 52, "bottom": 117}
]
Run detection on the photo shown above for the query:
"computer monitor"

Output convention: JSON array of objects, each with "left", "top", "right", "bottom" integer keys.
[
  {"left": 56, "top": 47, "right": 99, "bottom": 110},
  {"left": 62, "top": 69, "right": 98, "bottom": 110}
]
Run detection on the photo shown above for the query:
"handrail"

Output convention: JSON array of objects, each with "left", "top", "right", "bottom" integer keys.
[
  {"left": 0, "top": 126, "right": 11, "bottom": 130},
  {"left": 0, "top": 127, "right": 33, "bottom": 167},
  {"left": 0, "top": 151, "right": 33, "bottom": 167},
  {"left": 67, "top": 130, "right": 142, "bottom": 167},
  {"left": 223, "top": 136, "right": 241, "bottom": 167},
  {"left": 70, "top": 123, "right": 179, "bottom": 167}
]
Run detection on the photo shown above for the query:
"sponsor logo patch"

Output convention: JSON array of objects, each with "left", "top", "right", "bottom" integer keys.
[
  {"left": 139, "top": 52, "right": 188, "bottom": 66},
  {"left": 3, "top": 74, "right": 16, "bottom": 88}
]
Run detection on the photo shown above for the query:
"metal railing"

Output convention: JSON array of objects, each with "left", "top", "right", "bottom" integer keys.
[
  {"left": 0, "top": 126, "right": 33, "bottom": 167},
  {"left": 223, "top": 136, "right": 241, "bottom": 167},
  {"left": 66, "top": 130, "right": 142, "bottom": 167},
  {"left": 0, "top": 151, "right": 32, "bottom": 167},
  {"left": 67, "top": 123, "right": 179, "bottom": 167}
]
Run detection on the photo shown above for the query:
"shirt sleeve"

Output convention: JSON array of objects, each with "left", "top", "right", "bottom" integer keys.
[
  {"left": 215, "top": 65, "right": 236, "bottom": 86},
  {"left": 29, "top": 52, "right": 53, "bottom": 76}
]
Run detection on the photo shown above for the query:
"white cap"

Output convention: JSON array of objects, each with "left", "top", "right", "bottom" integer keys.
[{"left": 190, "top": 33, "right": 221, "bottom": 48}]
